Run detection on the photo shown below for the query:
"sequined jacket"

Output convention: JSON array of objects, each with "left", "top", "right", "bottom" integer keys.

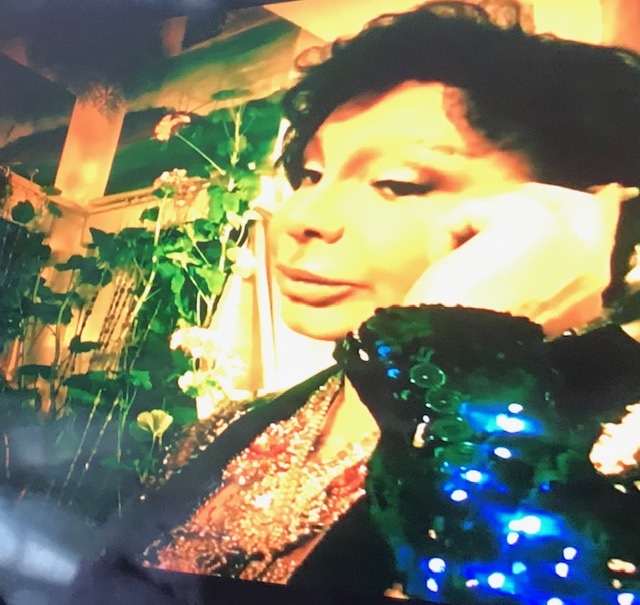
[{"left": 67, "top": 307, "right": 640, "bottom": 605}]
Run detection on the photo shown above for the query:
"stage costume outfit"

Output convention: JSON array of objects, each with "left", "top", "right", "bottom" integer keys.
[{"left": 71, "top": 306, "right": 640, "bottom": 605}]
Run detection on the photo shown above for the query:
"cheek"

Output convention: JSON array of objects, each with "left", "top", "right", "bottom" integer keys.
[{"left": 361, "top": 213, "right": 438, "bottom": 300}]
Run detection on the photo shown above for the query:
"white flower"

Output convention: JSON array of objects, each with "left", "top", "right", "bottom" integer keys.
[
  {"left": 177, "top": 371, "right": 198, "bottom": 392},
  {"left": 176, "top": 351, "right": 245, "bottom": 398},
  {"left": 227, "top": 246, "right": 257, "bottom": 278},
  {"left": 195, "top": 388, "right": 228, "bottom": 420},
  {"left": 170, "top": 326, "right": 218, "bottom": 359}
]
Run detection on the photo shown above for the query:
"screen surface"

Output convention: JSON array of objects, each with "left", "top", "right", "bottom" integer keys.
[{"left": 2, "top": 2, "right": 640, "bottom": 604}]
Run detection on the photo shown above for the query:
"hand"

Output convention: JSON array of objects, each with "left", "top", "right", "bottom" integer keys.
[{"left": 403, "top": 182, "right": 636, "bottom": 336}]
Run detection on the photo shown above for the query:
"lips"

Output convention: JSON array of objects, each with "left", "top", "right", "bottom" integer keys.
[{"left": 276, "top": 265, "right": 359, "bottom": 306}]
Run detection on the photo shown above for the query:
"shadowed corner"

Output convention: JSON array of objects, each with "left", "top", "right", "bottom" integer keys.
[{"left": 0, "top": 486, "right": 100, "bottom": 605}]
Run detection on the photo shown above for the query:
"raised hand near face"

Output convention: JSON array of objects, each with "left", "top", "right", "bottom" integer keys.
[{"left": 403, "top": 182, "right": 637, "bottom": 336}]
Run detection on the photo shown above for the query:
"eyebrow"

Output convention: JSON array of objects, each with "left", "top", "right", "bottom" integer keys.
[
  {"left": 305, "top": 132, "right": 475, "bottom": 163},
  {"left": 303, "top": 140, "right": 476, "bottom": 180}
]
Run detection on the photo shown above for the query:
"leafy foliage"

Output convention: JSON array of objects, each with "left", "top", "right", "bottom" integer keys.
[{"left": 0, "top": 97, "right": 281, "bottom": 521}]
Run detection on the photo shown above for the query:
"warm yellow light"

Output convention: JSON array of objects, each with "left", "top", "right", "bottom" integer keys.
[
  {"left": 54, "top": 95, "right": 125, "bottom": 204},
  {"left": 267, "top": 0, "right": 604, "bottom": 44}
]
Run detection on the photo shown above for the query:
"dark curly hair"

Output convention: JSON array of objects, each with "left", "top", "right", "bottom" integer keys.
[{"left": 280, "top": 2, "right": 640, "bottom": 194}]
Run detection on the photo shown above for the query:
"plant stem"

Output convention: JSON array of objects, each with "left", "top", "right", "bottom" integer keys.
[
  {"left": 49, "top": 282, "right": 75, "bottom": 411},
  {"left": 218, "top": 240, "right": 227, "bottom": 272},
  {"left": 67, "top": 395, "right": 119, "bottom": 505},
  {"left": 202, "top": 297, "right": 216, "bottom": 329},
  {"left": 176, "top": 134, "right": 227, "bottom": 176},
  {"left": 3, "top": 432, "right": 9, "bottom": 480},
  {"left": 58, "top": 388, "right": 103, "bottom": 504},
  {"left": 231, "top": 107, "right": 242, "bottom": 167},
  {"left": 128, "top": 198, "right": 166, "bottom": 330},
  {"left": 184, "top": 231, "right": 210, "bottom": 265}
]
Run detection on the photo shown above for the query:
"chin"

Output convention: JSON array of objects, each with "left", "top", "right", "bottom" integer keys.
[{"left": 281, "top": 301, "right": 366, "bottom": 342}]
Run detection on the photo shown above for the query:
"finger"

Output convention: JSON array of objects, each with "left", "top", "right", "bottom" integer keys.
[
  {"left": 438, "top": 188, "right": 553, "bottom": 247},
  {"left": 520, "top": 182, "right": 626, "bottom": 252}
]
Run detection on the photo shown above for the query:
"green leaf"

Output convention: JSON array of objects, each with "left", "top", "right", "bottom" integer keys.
[
  {"left": 53, "top": 255, "right": 107, "bottom": 286},
  {"left": 128, "top": 370, "right": 152, "bottom": 390},
  {"left": 169, "top": 271, "right": 186, "bottom": 297},
  {"left": 222, "top": 192, "right": 240, "bottom": 214},
  {"left": 140, "top": 206, "right": 160, "bottom": 222},
  {"left": 216, "top": 140, "right": 230, "bottom": 158},
  {"left": 66, "top": 387, "right": 98, "bottom": 404},
  {"left": 235, "top": 172, "right": 261, "bottom": 200},
  {"left": 68, "top": 336, "right": 102, "bottom": 354},
  {"left": 22, "top": 300, "right": 64, "bottom": 324},
  {"left": 197, "top": 266, "right": 225, "bottom": 296},
  {"left": 149, "top": 315, "right": 168, "bottom": 335},
  {"left": 45, "top": 201, "right": 63, "bottom": 217},
  {"left": 101, "top": 454, "right": 135, "bottom": 471},
  {"left": 35, "top": 287, "right": 64, "bottom": 302},
  {"left": 153, "top": 184, "right": 176, "bottom": 199},
  {"left": 59, "top": 304, "right": 73, "bottom": 325},
  {"left": 168, "top": 405, "right": 197, "bottom": 426},
  {"left": 16, "top": 364, "right": 55, "bottom": 380},
  {"left": 128, "top": 420, "right": 153, "bottom": 442},
  {"left": 207, "top": 185, "right": 226, "bottom": 223},
  {"left": 101, "top": 269, "right": 113, "bottom": 287},
  {"left": 42, "top": 185, "right": 62, "bottom": 196},
  {"left": 64, "top": 371, "right": 108, "bottom": 391},
  {"left": 89, "top": 230, "right": 121, "bottom": 266},
  {"left": 192, "top": 219, "right": 217, "bottom": 239},
  {"left": 79, "top": 259, "right": 107, "bottom": 286},
  {"left": 165, "top": 251, "right": 197, "bottom": 267},
  {"left": 11, "top": 201, "right": 36, "bottom": 224},
  {"left": 89, "top": 228, "right": 113, "bottom": 248},
  {"left": 66, "top": 291, "right": 87, "bottom": 307},
  {"left": 210, "top": 88, "right": 250, "bottom": 101},
  {"left": 55, "top": 254, "right": 89, "bottom": 272}
]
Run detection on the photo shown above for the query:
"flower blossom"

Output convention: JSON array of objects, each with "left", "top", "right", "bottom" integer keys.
[
  {"left": 176, "top": 352, "right": 245, "bottom": 399},
  {"left": 137, "top": 409, "right": 174, "bottom": 441},
  {"left": 152, "top": 168, "right": 188, "bottom": 190},
  {"left": 170, "top": 326, "right": 218, "bottom": 359},
  {"left": 152, "top": 168, "right": 202, "bottom": 206},
  {"left": 227, "top": 246, "right": 257, "bottom": 278},
  {"left": 153, "top": 113, "right": 192, "bottom": 142}
]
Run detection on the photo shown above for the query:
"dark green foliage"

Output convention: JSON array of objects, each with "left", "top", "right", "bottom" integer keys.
[
  {"left": 11, "top": 200, "right": 36, "bottom": 224},
  {"left": 0, "top": 219, "right": 52, "bottom": 347},
  {"left": 0, "top": 97, "right": 281, "bottom": 521}
]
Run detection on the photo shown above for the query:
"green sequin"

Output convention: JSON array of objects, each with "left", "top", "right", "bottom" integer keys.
[{"left": 409, "top": 362, "right": 446, "bottom": 390}]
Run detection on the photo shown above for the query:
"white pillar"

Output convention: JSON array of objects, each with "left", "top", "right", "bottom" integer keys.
[{"left": 54, "top": 90, "right": 125, "bottom": 205}]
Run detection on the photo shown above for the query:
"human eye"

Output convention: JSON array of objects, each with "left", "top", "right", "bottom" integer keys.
[{"left": 372, "top": 179, "right": 436, "bottom": 199}]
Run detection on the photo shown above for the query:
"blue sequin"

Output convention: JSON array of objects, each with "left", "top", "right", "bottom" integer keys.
[{"left": 377, "top": 345, "right": 392, "bottom": 358}]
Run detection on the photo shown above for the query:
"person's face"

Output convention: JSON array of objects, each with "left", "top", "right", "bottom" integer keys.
[{"left": 270, "top": 81, "right": 532, "bottom": 341}]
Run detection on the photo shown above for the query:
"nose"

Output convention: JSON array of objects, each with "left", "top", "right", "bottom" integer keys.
[{"left": 278, "top": 184, "right": 345, "bottom": 244}]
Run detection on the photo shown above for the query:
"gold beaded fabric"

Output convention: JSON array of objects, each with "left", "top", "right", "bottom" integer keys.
[{"left": 141, "top": 373, "right": 380, "bottom": 584}]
